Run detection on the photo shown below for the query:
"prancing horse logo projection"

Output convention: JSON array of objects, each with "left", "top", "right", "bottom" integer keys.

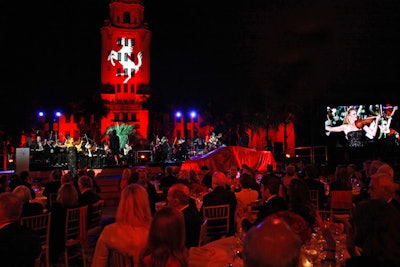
[{"left": 107, "top": 37, "right": 143, "bottom": 83}]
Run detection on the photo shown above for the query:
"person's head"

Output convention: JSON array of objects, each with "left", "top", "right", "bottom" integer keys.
[
  {"left": 259, "top": 173, "right": 281, "bottom": 200},
  {"left": 116, "top": 183, "right": 152, "bottom": 227},
  {"left": 243, "top": 215, "right": 302, "bottom": 267},
  {"left": 57, "top": 183, "right": 79, "bottom": 208},
  {"left": 211, "top": 171, "right": 228, "bottom": 189},
  {"left": 19, "top": 171, "right": 30, "bottom": 182},
  {"left": 167, "top": 183, "right": 190, "bottom": 208},
  {"left": 369, "top": 173, "right": 397, "bottom": 202},
  {"left": 0, "top": 192, "right": 23, "bottom": 225},
  {"left": 343, "top": 108, "right": 358, "bottom": 124},
  {"left": 165, "top": 165, "right": 174, "bottom": 176},
  {"left": 50, "top": 169, "right": 63, "bottom": 181},
  {"left": 12, "top": 185, "right": 32, "bottom": 204},
  {"left": 376, "top": 163, "right": 394, "bottom": 179},
  {"left": 273, "top": 210, "right": 312, "bottom": 244},
  {"left": 285, "top": 164, "right": 297, "bottom": 177},
  {"left": 239, "top": 173, "right": 254, "bottom": 189},
  {"left": 287, "top": 179, "right": 310, "bottom": 205},
  {"left": 349, "top": 199, "right": 400, "bottom": 264},
  {"left": 143, "top": 206, "right": 187, "bottom": 266},
  {"left": 61, "top": 173, "right": 73, "bottom": 185},
  {"left": 78, "top": 175, "right": 93, "bottom": 192}
]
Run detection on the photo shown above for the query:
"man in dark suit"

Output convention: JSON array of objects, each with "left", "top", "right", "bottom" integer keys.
[
  {"left": 167, "top": 183, "right": 203, "bottom": 248},
  {"left": 242, "top": 173, "right": 287, "bottom": 231},
  {"left": 0, "top": 192, "right": 41, "bottom": 267},
  {"left": 78, "top": 175, "right": 102, "bottom": 206},
  {"left": 201, "top": 171, "right": 237, "bottom": 236}
]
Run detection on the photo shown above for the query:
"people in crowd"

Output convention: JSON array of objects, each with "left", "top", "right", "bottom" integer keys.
[
  {"left": 368, "top": 173, "right": 399, "bottom": 211},
  {"left": 201, "top": 171, "right": 237, "bottom": 237},
  {"left": 280, "top": 164, "right": 298, "bottom": 201},
  {"left": 234, "top": 173, "right": 260, "bottom": 231},
  {"left": 199, "top": 165, "right": 212, "bottom": 189},
  {"left": 42, "top": 169, "right": 63, "bottom": 209},
  {"left": 303, "top": 163, "right": 328, "bottom": 210},
  {"left": 242, "top": 214, "right": 303, "bottom": 267},
  {"left": 134, "top": 168, "right": 159, "bottom": 215},
  {"left": 0, "top": 175, "right": 9, "bottom": 193},
  {"left": 119, "top": 167, "right": 133, "bottom": 191},
  {"left": 86, "top": 169, "right": 101, "bottom": 193},
  {"left": 92, "top": 184, "right": 152, "bottom": 267},
  {"left": 78, "top": 175, "right": 102, "bottom": 207},
  {"left": 160, "top": 165, "right": 177, "bottom": 188},
  {"left": 12, "top": 171, "right": 36, "bottom": 199},
  {"left": 167, "top": 183, "right": 203, "bottom": 248},
  {"left": 0, "top": 192, "right": 41, "bottom": 267},
  {"left": 48, "top": 183, "right": 80, "bottom": 263},
  {"left": 242, "top": 173, "right": 287, "bottom": 232},
  {"left": 345, "top": 199, "right": 400, "bottom": 266},
  {"left": 329, "top": 164, "right": 352, "bottom": 191},
  {"left": 139, "top": 206, "right": 188, "bottom": 267},
  {"left": 12, "top": 185, "right": 44, "bottom": 216},
  {"left": 286, "top": 178, "right": 316, "bottom": 229}
]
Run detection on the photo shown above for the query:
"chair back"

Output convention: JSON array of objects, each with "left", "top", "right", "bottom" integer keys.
[
  {"left": 203, "top": 204, "right": 230, "bottom": 239},
  {"left": 108, "top": 248, "right": 134, "bottom": 267},
  {"left": 87, "top": 200, "right": 104, "bottom": 236},
  {"left": 309, "top": 189, "right": 319, "bottom": 210},
  {"left": 48, "top": 193, "right": 57, "bottom": 210},
  {"left": 20, "top": 212, "right": 52, "bottom": 267},
  {"left": 64, "top": 205, "right": 88, "bottom": 267},
  {"left": 198, "top": 219, "right": 208, "bottom": 246},
  {"left": 330, "top": 190, "right": 353, "bottom": 220}
]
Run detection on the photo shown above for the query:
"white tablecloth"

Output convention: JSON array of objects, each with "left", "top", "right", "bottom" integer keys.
[{"left": 189, "top": 236, "right": 243, "bottom": 267}]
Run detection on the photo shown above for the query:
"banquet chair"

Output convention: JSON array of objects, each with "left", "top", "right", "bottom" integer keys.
[
  {"left": 309, "top": 189, "right": 319, "bottom": 210},
  {"left": 202, "top": 204, "right": 230, "bottom": 240},
  {"left": 108, "top": 248, "right": 134, "bottom": 267},
  {"left": 329, "top": 190, "right": 353, "bottom": 221},
  {"left": 48, "top": 193, "right": 57, "bottom": 210},
  {"left": 86, "top": 200, "right": 104, "bottom": 236},
  {"left": 20, "top": 212, "right": 52, "bottom": 267},
  {"left": 56, "top": 205, "right": 88, "bottom": 267},
  {"left": 198, "top": 219, "right": 208, "bottom": 246}
]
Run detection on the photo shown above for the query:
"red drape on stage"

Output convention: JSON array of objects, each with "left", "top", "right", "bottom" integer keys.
[{"left": 180, "top": 146, "right": 276, "bottom": 174}]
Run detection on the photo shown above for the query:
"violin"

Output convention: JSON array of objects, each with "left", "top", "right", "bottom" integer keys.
[{"left": 355, "top": 116, "right": 377, "bottom": 128}]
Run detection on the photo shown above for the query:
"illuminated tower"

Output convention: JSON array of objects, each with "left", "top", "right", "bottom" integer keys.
[{"left": 100, "top": 0, "right": 151, "bottom": 139}]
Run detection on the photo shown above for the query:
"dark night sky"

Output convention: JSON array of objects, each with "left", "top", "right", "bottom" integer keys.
[{"left": 2, "top": 0, "right": 400, "bottom": 142}]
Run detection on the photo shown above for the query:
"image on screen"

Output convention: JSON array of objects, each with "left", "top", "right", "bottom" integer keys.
[{"left": 325, "top": 104, "right": 399, "bottom": 148}]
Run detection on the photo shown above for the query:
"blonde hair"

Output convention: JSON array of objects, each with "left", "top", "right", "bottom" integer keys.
[
  {"left": 116, "top": 183, "right": 152, "bottom": 227},
  {"left": 12, "top": 185, "right": 32, "bottom": 204},
  {"left": 57, "top": 183, "right": 79, "bottom": 208}
]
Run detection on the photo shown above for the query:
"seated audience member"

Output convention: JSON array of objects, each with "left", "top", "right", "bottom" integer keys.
[
  {"left": 42, "top": 169, "right": 63, "bottom": 208},
  {"left": 303, "top": 163, "right": 329, "bottom": 210},
  {"left": 61, "top": 172, "right": 73, "bottom": 185},
  {"left": 368, "top": 173, "right": 399, "bottom": 210},
  {"left": 167, "top": 183, "right": 203, "bottom": 248},
  {"left": 0, "top": 192, "right": 41, "bottom": 267},
  {"left": 86, "top": 169, "right": 101, "bottom": 193},
  {"left": 273, "top": 210, "right": 312, "bottom": 245},
  {"left": 234, "top": 173, "right": 260, "bottom": 231},
  {"left": 19, "top": 171, "right": 36, "bottom": 199},
  {"left": 160, "top": 165, "right": 177, "bottom": 189},
  {"left": 242, "top": 173, "right": 287, "bottom": 231},
  {"left": 135, "top": 168, "right": 160, "bottom": 215},
  {"left": 139, "top": 206, "right": 188, "bottom": 267},
  {"left": 287, "top": 178, "right": 316, "bottom": 228},
  {"left": 243, "top": 215, "right": 303, "bottom": 267},
  {"left": 119, "top": 168, "right": 132, "bottom": 191},
  {"left": 345, "top": 199, "right": 400, "bottom": 266},
  {"left": 78, "top": 175, "right": 102, "bottom": 206},
  {"left": 12, "top": 185, "right": 44, "bottom": 216},
  {"left": 0, "top": 175, "right": 9, "bottom": 193},
  {"left": 201, "top": 171, "right": 237, "bottom": 237},
  {"left": 200, "top": 165, "right": 212, "bottom": 189},
  {"left": 48, "top": 183, "right": 80, "bottom": 263},
  {"left": 92, "top": 184, "right": 152, "bottom": 267}
]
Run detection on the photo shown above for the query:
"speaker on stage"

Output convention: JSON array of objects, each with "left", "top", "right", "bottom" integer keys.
[{"left": 273, "top": 142, "right": 284, "bottom": 163}]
